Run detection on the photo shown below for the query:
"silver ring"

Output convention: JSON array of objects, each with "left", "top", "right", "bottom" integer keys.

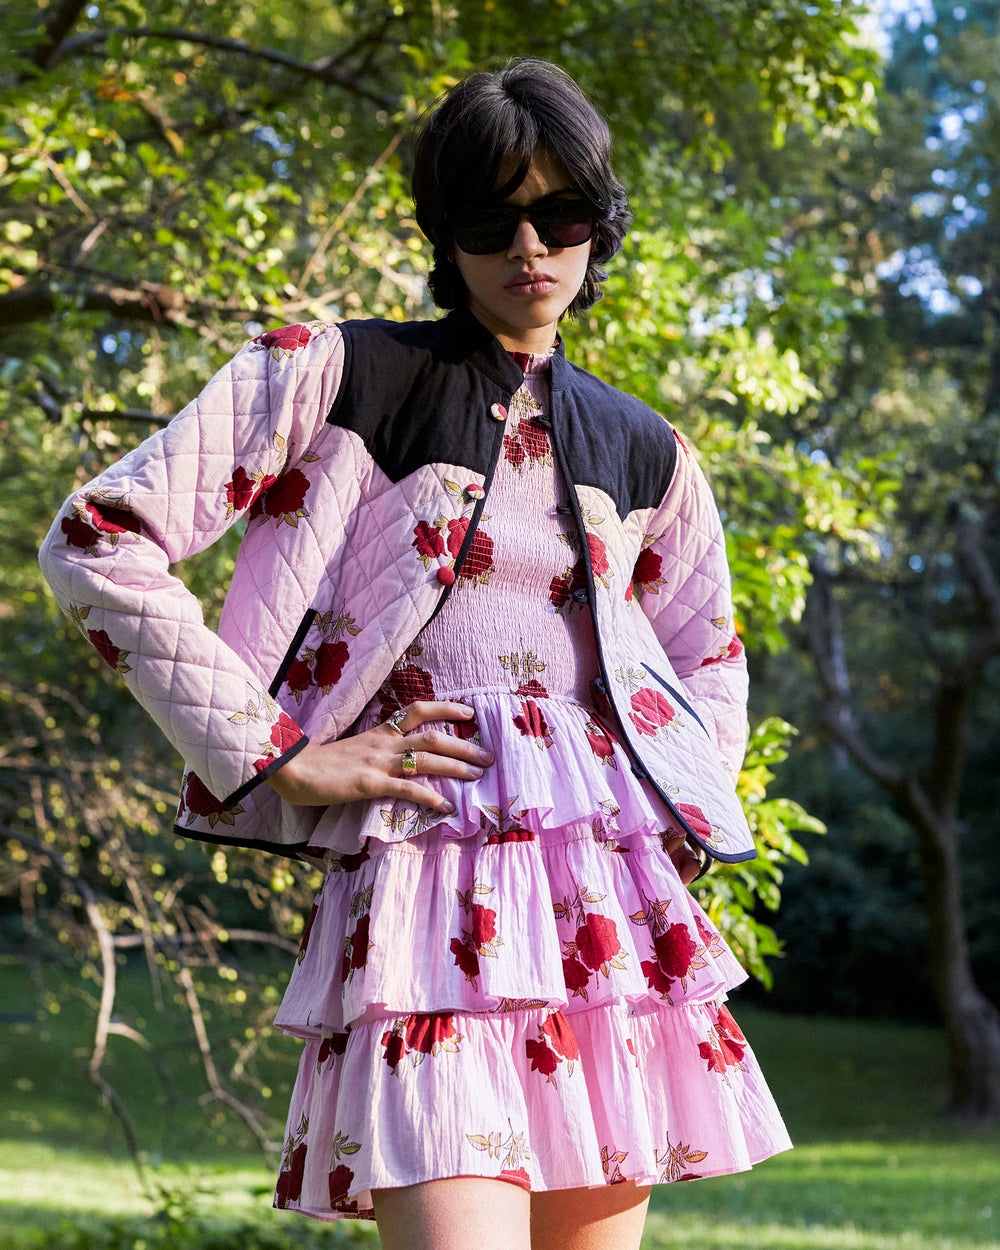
[
  {"left": 384, "top": 708, "right": 408, "bottom": 736},
  {"left": 401, "top": 747, "right": 417, "bottom": 776}
]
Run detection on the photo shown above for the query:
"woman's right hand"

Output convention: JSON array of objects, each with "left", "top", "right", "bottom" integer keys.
[{"left": 265, "top": 701, "right": 492, "bottom": 812}]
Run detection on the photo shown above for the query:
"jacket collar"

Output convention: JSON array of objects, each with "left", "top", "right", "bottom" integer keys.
[{"left": 441, "top": 307, "right": 565, "bottom": 394}]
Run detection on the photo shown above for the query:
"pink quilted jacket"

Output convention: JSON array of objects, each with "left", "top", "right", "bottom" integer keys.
[{"left": 39, "top": 314, "right": 755, "bottom": 863}]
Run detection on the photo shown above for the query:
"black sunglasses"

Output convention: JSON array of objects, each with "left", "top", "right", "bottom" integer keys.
[{"left": 447, "top": 197, "right": 596, "bottom": 255}]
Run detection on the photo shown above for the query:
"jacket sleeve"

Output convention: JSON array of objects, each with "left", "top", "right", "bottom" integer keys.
[
  {"left": 38, "top": 324, "right": 346, "bottom": 804},
  {"left": 632, "top": 426, "right": 749, "bottom": 782}
]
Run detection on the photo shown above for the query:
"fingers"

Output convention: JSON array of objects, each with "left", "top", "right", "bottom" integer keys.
[{"left": 381, "top": 701, "right": 478, "bottom": 734}]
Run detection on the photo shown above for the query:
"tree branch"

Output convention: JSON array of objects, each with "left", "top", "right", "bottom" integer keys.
[
  {"left": 0, "top": 280, "right": 253, "bottom": 332},
  {"left": 19, "top": 0, "right": 90, "bottom": 77},
  {"left": 53, "top": 27, "right": 396, "bottom": 108}
]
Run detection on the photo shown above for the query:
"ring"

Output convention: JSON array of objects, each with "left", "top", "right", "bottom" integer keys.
[
  {"left": 384, "top": 708, "right": 408, "bottom": 736},
  {"left": 401, "top": 747, "right": 417, "bottom": 776}
]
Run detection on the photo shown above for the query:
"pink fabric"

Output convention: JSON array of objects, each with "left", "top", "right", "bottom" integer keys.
[{"left": 272, "top": 361, "right": 790, "bottom": 1221}]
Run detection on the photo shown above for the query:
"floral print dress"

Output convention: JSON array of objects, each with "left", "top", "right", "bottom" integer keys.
[{"left": 271, "top": 352, "right": 791, "bottom": 1220}]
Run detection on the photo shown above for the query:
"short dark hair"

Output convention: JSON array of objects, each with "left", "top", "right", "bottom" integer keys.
[{"left": 411, "top": 59, "right": 631, "bottom": 317}]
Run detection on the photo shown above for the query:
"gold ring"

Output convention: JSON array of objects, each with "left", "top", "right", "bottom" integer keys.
[
  {"left": 384, "top": 708, "right": 407, "bottom": 736},
  {"left": 401, "top": 747, "right": 417, "bottom": 776}
]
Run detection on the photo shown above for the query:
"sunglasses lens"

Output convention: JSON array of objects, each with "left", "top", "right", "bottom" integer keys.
[{"left": 451, "top": 201, "right": 594, "bottom": 254}]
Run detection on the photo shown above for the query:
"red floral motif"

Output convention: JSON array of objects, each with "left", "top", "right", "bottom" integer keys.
[
  {"left": 520, "top": 416, "right": 550, "bottom": 459},
  {"left": 314, "top": 639, "right": 349, "bottom": 689},
  {"left": 85, "top": 502, "right": 141, "bottom": 535},
  {"left": 525, "top": 1037, "right": 560, "bottom": 1080},
  {"left": 378, "top": 663, "right": 437, "bottom": 712},
  {"left": 340, "top": 913, "right": 370, "bottom": 981},
  {"left": 542, "top": 1010, "right": 580, "bottom": 1061},
  {"left": 285, "top": 657, "right": 313, "bottom": 695},
  {"left": 503, "top": 433, "right": 526, "bottom": 468},
  {"left": 250, "top": 467, "right": 311, "bottom": 525},
  {"left": 513, "top": 699, "right": 554, "bottom": 748},
  {"left": 676, "top": 802, "right": 712, "bottom": 839},
  {"left": 225, "top": 466, "right": 276, "bottom": 514},
  {"left": 317, "top": 1032, "right": 349, "bottom": 1066},
  {"left": 472, "top": 904, "right": 496, "bottom": 948},
  {"left": 61, "top": 514, "right": 101, "bottom": 551},
  {"left": 381, "top": 1012, "right": 461, "bottom": 1074},
  {"left": 181, "top": 771, "right": 242, "bottom": 827},
  {"left": 274, "top": 1142, "right": 307, "bottom": 1208},
  {"left": 330, "top": 845, "right": 371, "bottom": 873},
  {"left": 562, "top": 954, "right": 590, "bottom": 997},
  {"left": 717, "top": 1004, "right": 745, "bottom": 1043},
  {"left": 587, "top": 532, "right": 609, "bottom": 579},
  {"left": 549, "top": 561, "right": 586, "bottom": 612},
  {"left": 584, "top": 718, "right": 617, "bottom": 766},
  {"left": 297, "top": 899, "right": 319, "bottom": 962},
  {"left": 641, "top": 923, "right": 697, "bottom": 998},
  {"left": 87, "top": 628, "right": 129, "bottom": 673},
  {"left": 269, "top": 712, "right": 302, "bottom": 753},
  {"left": 628, "top": 687, "right": 676, "bottom": 737},
  {"left": 256, "top": 323, "right": 312, "bottom": 354},
  {"left": 328, "top": 1164, "right": 355, "bottom": 1208},
  {"left": 450, "top": 936, "right": 480, "bottom": 982},
  {"left": 453, "top": 715, "right": 482, "bottom": 742},
  {"left": 514, "top": 678, "right": 548, "bottom": 700},
  {"left": 700, "top": 634, "right": 745, "bottom": 666},
  {"left": 447, "top": 517, "right": 495, "bottom": 586},
  {"left": 485, "top": 828, "right": 536, "bottom": 845},
  {"left": 633, "top": 547, "right": 662, "bottom": 587},
  {"left": 575, "top": 913, "right": 622, "bottom": 971},
  {"left": 412, "top": 520, "right": 445, "bottom": 561}
]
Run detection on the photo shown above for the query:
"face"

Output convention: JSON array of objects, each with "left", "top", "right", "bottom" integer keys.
[{"left": 453, "top": 150, "right": 593, "bottom": 355}]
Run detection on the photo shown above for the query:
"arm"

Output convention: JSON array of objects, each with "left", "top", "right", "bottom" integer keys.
[
  {"left": 632, "top": 427, "right": 748, "bottom": 782},
  {"left": 38, "top": 325, "right": 344, "bottom": 804}
]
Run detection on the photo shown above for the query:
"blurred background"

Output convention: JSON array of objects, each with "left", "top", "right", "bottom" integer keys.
[{"left": 1, "top": 1, "right": 998, "bottom": 1247}]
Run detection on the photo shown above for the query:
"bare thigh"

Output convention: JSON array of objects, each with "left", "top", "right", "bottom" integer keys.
[
  {"left": 530, "top": 1181, "right": 651, "bottom": 1250},
  {"left": 372, "top": 1177, "right": 531, "bottom": 1250}
]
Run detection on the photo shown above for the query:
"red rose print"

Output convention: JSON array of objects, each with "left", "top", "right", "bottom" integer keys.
[
  {"left": 315, "top": 639, "right": 349, "bottom": 689},
  {"left": 503, "top": 433, "right": 526, "bottom": 468},
  {"left": 695, "top": 913, "right": 716, "bottom": 946},
  {"left": 632, "top": 547, "right": 662, "bottom": 587},
  {"left": 61, "top": 514, "right": 101, "bottom": 550},
  {"left": 641, "top": 956, "right": 674, "bottom": 998},
  {"left": 334, "top": 846, "right": 371, "bottom": 873},
  {"left": 542, "top": 1010, "right": 580, "bottom": 1061},
  {"left": 446, "top": 516, "right": 469, "bottom": 558},
  {"left": 270, "top": 712, "right": 302, "bottom": 753},
  {"left": 575, "top": 913, "right": 621, "bottom": 971},
  {"left": 403, "top": 1012, "right": 458, "bottom": 1055},
  {"left": 317, "top": 1032, "right": 349, "bottom": 1066},
  {"left": 257, "top": 323, "right": 311, "bottom": 353},
  {"left": 85, "top": 502, "right": 140, "bottom": 535},
  {"left": 379, "top": 664, "right": 437, "bottom": 711},
  {"left": 456, "top": 524, "right": 495, "bottom": 584},
  {"left": 381, "top": 1030, "right": 406, "bottom": 1073},
  {"left": 485, "top": 827, "right": 535, "bottom": 845},
  {"left": 717, "top": 1004, "right": 745, "bottom": 1043},
  {"left": 499, "top": 1167, "right": 531, "bottom": 1189},
  {"left": 587, "top": 532, "right": 609, "bottom": 578},
  {"left": 298, "top": 899, "right": 319, "bottom": 959},
  {"left": 253, "top": 468, "right": 310, "bottom": 523},
  {"left": 472, "top": 904, "right": 497, "bottom": 948},
  {"left": 274, "top": 1142, "right": 306, "bottom": 1208},
  {"left": 412, "top": 520, "right": 445, "bottom": 560},
  {"left": 585, "top": 720, "right": 616, "bottom": 765},
  {"left": 700, "top": 634, "right": 745, "bottom": 666},
  {"left": 698, "top": 1042, "right": 728, "bottom": 1074},
  {"left": 628, "top": 687, "right": 676, "bottom": 737},
  {"left": 183, "top": 771, "right": 230, "bottom": 818},
  {"left": 87, "top": 628, "right": 125, "bottom": 671},
  {"left": 349, "top": 914, "right": 370, "bottom": 971},
  {"left": 285, "top": 657, "right": 313, "bottom": 694},
  {"left": 515, "top": 678, "right": 548, "bottom": 700},
  {"left": 549, "top": 572, "right": 571, "bottom": 610},
  {"left": 453, "top": 716, "right": 481, "bottom": 741},
  {"left": 328, "top": 1164, "right": 355, "bottom": 1207},
  {"left": 676, "top": 803, "right": 712, "bottom": 839},
  {"left": 450, "top": 936, "right": 480, "bottom": 982},
  {"left": 562, "top": 954, "right": 590, "bottom": 997},
  {"left": 520, "top": 416, "right": 550, "bottom": 459},
  {"left": 653, "top": 923, "right": 697, "bottom": 979},
  {"left": 526, "top": 1037, "right": 560, "bottom": 1079},
  {"left": 513, "top": 699, "right": 552, "bottom": 744}
]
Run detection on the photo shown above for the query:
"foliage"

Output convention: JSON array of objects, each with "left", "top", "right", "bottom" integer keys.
[{"left": 0, "top": 0, "right": 886, "bottom": 1157}]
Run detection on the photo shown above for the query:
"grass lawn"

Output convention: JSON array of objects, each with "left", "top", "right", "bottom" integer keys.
[{"left": 1, "top": 959, "right": 997, "bottom": 1249}]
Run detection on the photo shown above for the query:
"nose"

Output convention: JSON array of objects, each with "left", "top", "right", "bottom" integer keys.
[{"left": 507, "top": 213, "right": 547, "bottom": 260}]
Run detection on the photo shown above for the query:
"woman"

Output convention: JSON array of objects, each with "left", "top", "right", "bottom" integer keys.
[{"left": 40, "top": 59, "right": 790, "bottom": 1250}]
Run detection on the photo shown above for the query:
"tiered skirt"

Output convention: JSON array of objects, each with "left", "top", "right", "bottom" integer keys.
[{"left": 272, "top": 693, "right": 791, "bottom": 1221}]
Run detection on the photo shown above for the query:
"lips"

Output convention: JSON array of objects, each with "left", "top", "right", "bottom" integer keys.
[{"left": 504, "top": 271, "right": 557, "bottom": 294}]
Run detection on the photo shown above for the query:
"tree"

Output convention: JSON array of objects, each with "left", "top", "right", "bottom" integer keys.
[{"left": 1, "top": 0, "right": 880, "bottom": 1156}]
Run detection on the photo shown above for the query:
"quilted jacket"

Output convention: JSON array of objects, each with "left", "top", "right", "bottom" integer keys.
[{"left": 39, "top": 309, "right": 756, "bottom": 864}]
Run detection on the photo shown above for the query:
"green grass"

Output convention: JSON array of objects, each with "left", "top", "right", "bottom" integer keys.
[{"left": 1, "top": 960, "right": 998, "bottom": 1249}]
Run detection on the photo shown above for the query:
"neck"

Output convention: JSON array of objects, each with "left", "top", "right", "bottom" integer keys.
[{"left": 465, "top": 301, "right": 558, "bottom": 356}]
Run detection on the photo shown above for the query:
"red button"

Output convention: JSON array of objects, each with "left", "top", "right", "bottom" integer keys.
[
  {"left": 465, "top": 484, "right": 485, "bottom": 500},
  {"left": 436, "top": 566, "right": 457, "bottom": 585}
]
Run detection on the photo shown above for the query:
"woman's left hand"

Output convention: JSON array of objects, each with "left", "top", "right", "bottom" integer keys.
[{"left": 661, "top": 830, "right": 704, "bottom": 886}]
